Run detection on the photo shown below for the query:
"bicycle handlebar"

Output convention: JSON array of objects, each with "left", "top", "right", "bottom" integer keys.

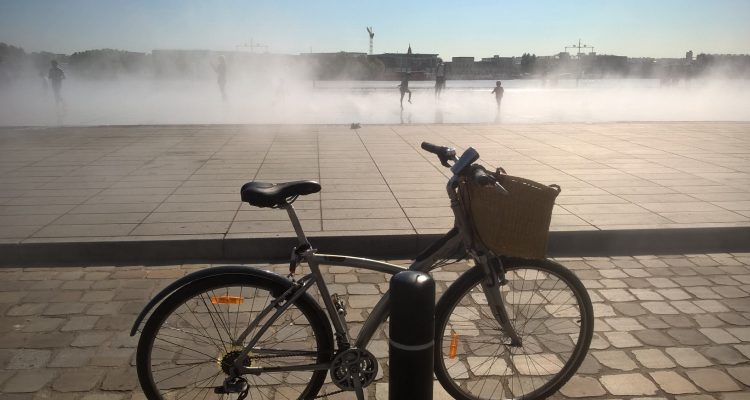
[{"left": 421, "top": 142, "right": 510, "bottom": 195}]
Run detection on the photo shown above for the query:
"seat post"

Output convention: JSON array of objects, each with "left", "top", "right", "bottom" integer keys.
[{"left": 282, "top": 203, "right": 310, "bottom": 246}]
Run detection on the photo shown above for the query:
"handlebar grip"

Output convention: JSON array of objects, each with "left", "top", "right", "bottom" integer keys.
[
  {"left": 421, "top": 142, "right": 443, "bottom": 154},
  {"left": 421, "top": 142, "right": 456, "bottom": 167}
]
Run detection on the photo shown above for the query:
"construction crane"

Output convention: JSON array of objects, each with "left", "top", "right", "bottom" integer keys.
[
  {"left": 366, "top": 27, "right": 374, "bottom": 55},
  {"left": 565, "top": 39, "right": 594, "bottom": 58}
]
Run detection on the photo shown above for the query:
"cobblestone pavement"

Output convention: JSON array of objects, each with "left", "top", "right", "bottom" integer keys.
[{"left": 1, "top": 253, "right": 749, "bottom": 399}]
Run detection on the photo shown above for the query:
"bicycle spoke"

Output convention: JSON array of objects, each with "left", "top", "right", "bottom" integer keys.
[
  {"left": 439, "top": 261, "right": 592, "bottom": 400},
  {"left": 140, "top": 280, "right": 328, "bottom": 400}
]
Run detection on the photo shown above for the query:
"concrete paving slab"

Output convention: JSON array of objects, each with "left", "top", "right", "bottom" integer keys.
[{"left": 0, "top": 122, "right": 749, "bottom": 265}]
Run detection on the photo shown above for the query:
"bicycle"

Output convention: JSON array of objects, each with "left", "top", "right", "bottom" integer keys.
[{"left": 130, "top": 142, "right": 594, "bottom": 400}]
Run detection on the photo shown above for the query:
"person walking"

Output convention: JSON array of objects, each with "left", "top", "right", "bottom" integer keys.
[
  {"left": 434, "top": 61, "right": 446, "bottom": 99},
  {"left": 398, "top": 73, "right": 412, "bottom": 109},
  {"left": 491, "top": 80, "right": 504, "bottom": 121},
  {"left": 212, "top": 55, "right": 227, "bottom": 102},
  {"left": 48, "top": 60, "right": 65, "bottom": 106}
]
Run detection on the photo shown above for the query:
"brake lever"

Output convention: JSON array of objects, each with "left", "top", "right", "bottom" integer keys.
[{"left": 438, "top": 148, "right": 457, "bottom": 167}]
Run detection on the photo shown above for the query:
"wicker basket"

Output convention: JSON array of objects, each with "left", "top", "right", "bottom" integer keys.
[{"left": 460, "top": 169, "right": 560, "bottom": 259}]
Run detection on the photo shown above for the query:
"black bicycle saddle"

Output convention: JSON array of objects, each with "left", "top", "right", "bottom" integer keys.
[{"left": 240, "top": 180, "right": 321, "bottom": 208}]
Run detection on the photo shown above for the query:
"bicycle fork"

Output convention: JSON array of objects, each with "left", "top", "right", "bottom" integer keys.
[{"left": 478, "top": 256, "right": 523, "bottom": 347}]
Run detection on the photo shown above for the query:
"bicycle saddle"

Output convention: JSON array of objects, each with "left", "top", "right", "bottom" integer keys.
[{"left": 241, "top": 180, "right": 321, "bottom": 208}]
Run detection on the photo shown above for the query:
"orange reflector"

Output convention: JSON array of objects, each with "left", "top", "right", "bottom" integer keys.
[
  {"left": 210, "top": 296, "right": 243, "bottom": 305},
  {"left": 449, "top": 333, "right": 459, "bottom": 359}
]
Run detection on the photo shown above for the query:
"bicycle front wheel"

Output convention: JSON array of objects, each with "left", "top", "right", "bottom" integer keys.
[
  {"left": 136, "top": 274, "right": 334, "bottom": 400},
  {"left": 435, "top": 257, "right": 593, "bottom": 400}
]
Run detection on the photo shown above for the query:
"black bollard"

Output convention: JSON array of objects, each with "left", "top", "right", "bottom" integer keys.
[{"left": 389, "top": 270, "right": 434, "bottom": 400}]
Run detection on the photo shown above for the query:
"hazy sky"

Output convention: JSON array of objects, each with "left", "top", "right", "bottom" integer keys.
[{"left": 1, "top": 0, "right": 749, "bottom": 59}]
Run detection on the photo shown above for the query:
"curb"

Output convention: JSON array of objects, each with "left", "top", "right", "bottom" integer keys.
[{"left": 1, "top": 227, "right": 749, "bottom": 267}]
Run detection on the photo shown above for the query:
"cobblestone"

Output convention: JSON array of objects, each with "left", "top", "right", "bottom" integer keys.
[
  {"left": 726, "top": 366, "right": 750, "bottom": 386},
  {"left": 700, "top": 328, "right": 740, "bottom": 344},
  {"left": 686, "top": 369, "right": 742, "bottom": 392},
  {"left": 61, "top": 316, "right": 100, "bottom": 332},
  {"left": 100, "top": 369, "right": 137, "bottom": 391},
  {"left": 650, "top": 371, "right": 699, "bottom": 395},
  {"left": 5, "top": 350, "right": 51, "bottom": 370},
  {"left": 1, "top": 253, "right": 749, "bottom": 399},
  {"left": 2, "top": 370, "right": 56, "bottom": 393},
  {"left": 633, "top": 330, "right": 677, "bottom": 346},
  {"left": 48, "top": 348, "right": 95, "bottom": 368},
  {"left": 632, "top": 349, "right": 676, "bottom": 369},
  {"left": 559, "top": 376, "right": 607, "bottom": 397},
  {"left": 604, "top": 331, "right": 642, "bottom": 348},
  {"left": 703, "top": 346, "right": 746, "bottom": 365},
  {"left": 592, "top": 350, "right": 637, "bottom": 371},
  {"left": 89, "top": 349, "right": 134, "bottom": 367},
  {"left": 667, "top": 328, "right": 711, "bottom": 345},
  {"left": 642, "top": 301, "right": 680, "bottom": 315},
  {"left": 52, "top": 369, "right": 105, "bottom": 392},
  {"left": 600, "top": 373, "right": 658, "bottom": 396},
  {"left": 666, "top": 348, "right": 714, "bottom": 368}
]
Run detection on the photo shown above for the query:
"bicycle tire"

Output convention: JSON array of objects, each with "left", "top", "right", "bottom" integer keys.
[
  {"left": 434, "top": 257, "right": 593, "bottom": 400},
  {"left": 136, "top": 273, "right": 334, "bottom": 400}
]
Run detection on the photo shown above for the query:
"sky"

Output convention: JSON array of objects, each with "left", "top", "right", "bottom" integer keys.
[{"left": 1, "top": 0, "right": 749, "bottom": 59}]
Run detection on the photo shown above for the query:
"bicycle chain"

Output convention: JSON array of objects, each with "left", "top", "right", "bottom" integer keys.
[
  {"left": 246, "top": 351, "right": 311, "bottom": 360},
  {"left": 244, "top": 352, "right": 347, "bottom": 398},
  {"left": 243, "top": 353, "right": 349, "bottom": 398}
]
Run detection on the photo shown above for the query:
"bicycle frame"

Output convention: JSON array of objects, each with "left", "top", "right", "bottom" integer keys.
[
  {"left": 233, "top": 185, "right": 519, "bottom": 375},
  {"left": 233, "top": 203, "right": 465, "bottom": 375}
]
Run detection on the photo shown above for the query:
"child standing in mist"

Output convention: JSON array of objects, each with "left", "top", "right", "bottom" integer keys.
[
  {"left": 492, "top": 81, "right": 505, "bottom": 121},
  {"left": 48, "top": 60, "right": 65, "bottom": 106},
  {"left": 435, "top": 61, "right": 446, "bottom": 99},
  {"left": 491, "top": 81, "right": 504, "bottom": 108},
  {"left": 492, "top": 80, "right": 504, "bottom": 121},
  {"left": 212, "top": 56, "right": 227, "bottom": 102},
  {"left": 398, "top": 73, "right": 412, "bottom": 109}
]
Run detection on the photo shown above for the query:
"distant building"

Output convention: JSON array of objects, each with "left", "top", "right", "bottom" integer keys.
[
  {"left": 447, "top": 57, "right": 475, "bottom": 79},
  {"left": 299, "top": 52, "right": 376, "bottom": 80},
  {"left": 590, "top": 55, "right": 629, "bottom": 76},
  {"left": 477, "top": 55, "right": 515, "bottom": 79},
  {"left": 372, "top": 52, "right": 440, "bottom": 79}
]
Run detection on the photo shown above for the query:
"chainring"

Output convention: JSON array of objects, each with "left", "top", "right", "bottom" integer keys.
[{"left": 329, "top": 348, "right": 378, "bottom": 391}]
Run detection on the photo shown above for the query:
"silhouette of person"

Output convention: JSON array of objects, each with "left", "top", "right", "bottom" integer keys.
[
  {"left": 0, "top": 57, "right": 9, "bottom": 91},
  {"left": 398, "top": 73, "right": 412, "bottom": 109},
  {"left": 435, "top": 62, "right": 446, "bottom": 99},
  {"left": 40, "top": 71, "right": 48, "bottom": 94},
  {"left": 48, "top": 60, "right": 65, "bottom": 106},
  {"left": 212, "top": 56, "right": 227, "bottom": 101},
  {"left": 492, "top": 81, "right": 504, "bottom": 122}
]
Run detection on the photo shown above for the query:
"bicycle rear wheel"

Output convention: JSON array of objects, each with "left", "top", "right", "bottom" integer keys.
[
  {"left": 434, "top": 257, "right": 593, "bottom": 400},
  {"left": 136, "top": 274, "right": 333, "bottom": 400}
]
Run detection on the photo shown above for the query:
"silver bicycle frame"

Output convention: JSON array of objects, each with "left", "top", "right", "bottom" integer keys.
[
  {"left": 235, "top": 150, "right": 520, "bottom": 374},
  {"left": 233, "top": 203, "right": 464, "bottom": 375},
  {"left": 289, "top": 203, "right": 465, "bottom": 348}
]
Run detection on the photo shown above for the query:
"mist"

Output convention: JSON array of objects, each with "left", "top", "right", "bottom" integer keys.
[{"left": 1, "top": 54, "right": 749, "bottom": 126}]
